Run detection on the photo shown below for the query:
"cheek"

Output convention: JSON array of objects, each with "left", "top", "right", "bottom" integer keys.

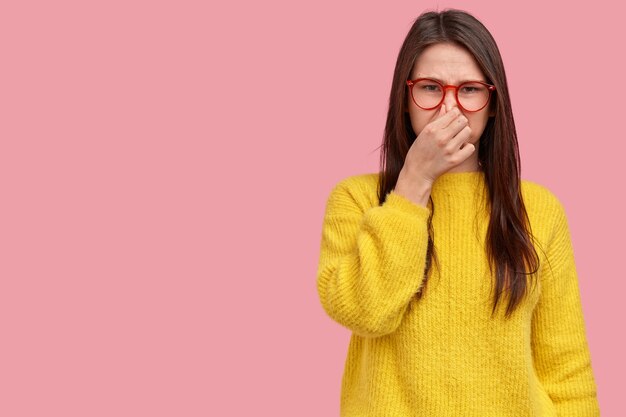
[
  {"left": 468, "top": 114, "right": 489, "bottom": 140},
  {"left": 410, "top": 111, "right": 437, "bottom": 135}
]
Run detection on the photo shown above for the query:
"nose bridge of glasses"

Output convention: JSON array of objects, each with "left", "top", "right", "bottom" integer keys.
[
  {"left": 441, "top": 85, "right": 459, "bottom": 106},
  {"left": 442, "top": 85, "right": 458, "bottom": 95}
]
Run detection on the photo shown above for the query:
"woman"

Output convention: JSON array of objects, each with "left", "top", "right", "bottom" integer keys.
[{"left": 316, "top": 8, "right": 600, "bottom": 417}]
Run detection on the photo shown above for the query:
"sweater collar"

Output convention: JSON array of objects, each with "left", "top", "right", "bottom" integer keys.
[{"left": 431, "top": 170, "right": 487, "bottom": 201}]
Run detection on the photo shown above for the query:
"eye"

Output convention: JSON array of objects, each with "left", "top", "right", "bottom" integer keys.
[
  {"left": 421, "top": 84, "right": 441, "bottom": 92},
  {"left": 460, "top": 83, "right": 486, "bottom": 94}
]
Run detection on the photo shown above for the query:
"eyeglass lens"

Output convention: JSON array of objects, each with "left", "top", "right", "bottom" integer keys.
[{"left": 412, "top": 79, "right": 490, "bottom": 111}]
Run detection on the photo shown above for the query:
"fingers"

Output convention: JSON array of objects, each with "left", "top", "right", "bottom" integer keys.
[
  {"left": 457, "top": 141, "right": 476, "bottom": 160},
  {"left": 449, "top": 122, "right": 472, "bottom": 150},
  {"left": 425, "top": 104, "right": 474, "bottom": 155},
  {"left": 439, "top": 103, "right": 446, "bottom": 118},
  {"left": 431, "top": 104, "right": 463, "bottom": 130}
]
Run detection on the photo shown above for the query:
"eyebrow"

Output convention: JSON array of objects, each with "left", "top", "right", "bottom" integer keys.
[{"left": 416, "top": 74, "right": 486, "bottom": 84}]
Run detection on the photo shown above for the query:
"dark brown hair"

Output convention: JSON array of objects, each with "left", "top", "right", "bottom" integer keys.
[{"left": 378, "top": 8, "right": 541, "bottom": 318}]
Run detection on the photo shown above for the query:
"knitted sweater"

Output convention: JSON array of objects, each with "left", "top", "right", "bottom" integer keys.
[{"left": 316, "top": 170, "right": 600, "bottom": 417}]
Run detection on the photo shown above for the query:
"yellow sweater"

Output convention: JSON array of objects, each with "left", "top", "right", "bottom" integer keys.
[{"left": 316, "top": 171, "right": 600, "bottom": 417}]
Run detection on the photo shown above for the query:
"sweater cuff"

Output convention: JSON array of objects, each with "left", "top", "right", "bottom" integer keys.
[{"left": 383, "top": 191, "right": 432, "bottom": 219}]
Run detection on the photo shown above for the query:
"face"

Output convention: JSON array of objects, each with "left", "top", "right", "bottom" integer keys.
[{"left": 406, "top": 42, "right": 495, "bottom": 149}]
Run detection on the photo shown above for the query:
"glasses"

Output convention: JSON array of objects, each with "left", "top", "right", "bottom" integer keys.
[{"left": 406, "top": 78, "right": 496, "bottom": 112}]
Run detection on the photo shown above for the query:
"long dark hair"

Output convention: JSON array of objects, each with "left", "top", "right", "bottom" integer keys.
[{"left": 378, "top": 8, "right": 541, "bottom": 318}]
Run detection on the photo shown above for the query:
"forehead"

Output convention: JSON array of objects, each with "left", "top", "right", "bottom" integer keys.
[{"left": 411, "top": 42, "right": 485, "bottom": 82}]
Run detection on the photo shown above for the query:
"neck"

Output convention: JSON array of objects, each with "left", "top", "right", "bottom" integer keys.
[{"left": 443, "top": 157, "right": 481, "bottom": 174}]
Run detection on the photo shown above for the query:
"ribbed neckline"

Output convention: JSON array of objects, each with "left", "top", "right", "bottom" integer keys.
[{"left": 431, "top": 170, "right": 487, "bottom": 199}]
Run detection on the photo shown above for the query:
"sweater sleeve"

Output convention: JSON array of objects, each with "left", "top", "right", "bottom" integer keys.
[
  {"left": 531, "top": 200, "right": 600, "bottom": 416},
  {"left": 316, "top": 177, "right": 432, "bottom": 338}
]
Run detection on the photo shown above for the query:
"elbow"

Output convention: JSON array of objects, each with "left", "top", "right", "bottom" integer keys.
[
  {"left": 319, "top": 294, "right": 405, "bottom": 338},
  {"left": 316, "top": 267, "right": 408, "bottom": 338},
  {"left": 349, "top": 315, "right": 404, "bottom": 338}
]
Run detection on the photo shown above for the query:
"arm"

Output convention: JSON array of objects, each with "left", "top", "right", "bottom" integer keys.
[
  {"left": 531, "top": 200, "right": 600, "bottom": 416},
  {"left": 316, "top": 178, "right": 431, "bottom": 338}
]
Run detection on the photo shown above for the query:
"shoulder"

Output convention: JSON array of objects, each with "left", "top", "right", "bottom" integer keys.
[
  {"left": 520, "top": 178, "right": 569, "bottom": 237},
  {"left": 520, "top": 178, "right": 566, "bottom": 214},
  {"left": 324, "top": 172, "right": 381, "bottom": 215},
  {"left": 333, "top": 172, "right": 380, "bottom": 193}
]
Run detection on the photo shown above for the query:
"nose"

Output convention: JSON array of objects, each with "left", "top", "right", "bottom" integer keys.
[{"left": 442, "top": 87, "right": 458, "bottom": 112}]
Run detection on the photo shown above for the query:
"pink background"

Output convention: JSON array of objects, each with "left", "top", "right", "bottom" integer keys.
[{"left": 1, "top": 1, "right": 623, "bottom": 415}]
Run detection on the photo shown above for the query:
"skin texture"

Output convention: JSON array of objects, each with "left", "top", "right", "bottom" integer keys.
[{"left": 394, "top": 42, "right": 496, "bottom": 207}]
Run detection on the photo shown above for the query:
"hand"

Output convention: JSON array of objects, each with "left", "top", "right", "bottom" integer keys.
[{"left": 401, "top": 104, "right": 474, "bottom": 185}]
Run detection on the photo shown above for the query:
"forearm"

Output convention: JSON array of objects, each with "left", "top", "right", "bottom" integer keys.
[{"left": 317, "top": 190, "right": 432, "bottom": 337}]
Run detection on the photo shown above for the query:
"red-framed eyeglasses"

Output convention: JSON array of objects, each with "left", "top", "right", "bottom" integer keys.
[{"left": 406, "top": 78, "right": 496, "bottom": 112}]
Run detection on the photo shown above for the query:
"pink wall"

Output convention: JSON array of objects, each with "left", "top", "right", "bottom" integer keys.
[{"left": 1, "top": 1, "right": 622, "bottom": 415}]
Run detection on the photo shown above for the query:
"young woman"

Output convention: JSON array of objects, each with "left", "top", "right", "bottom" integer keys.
[{"left": 316, "top": 9, "right": 600, "bottom": 417}]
